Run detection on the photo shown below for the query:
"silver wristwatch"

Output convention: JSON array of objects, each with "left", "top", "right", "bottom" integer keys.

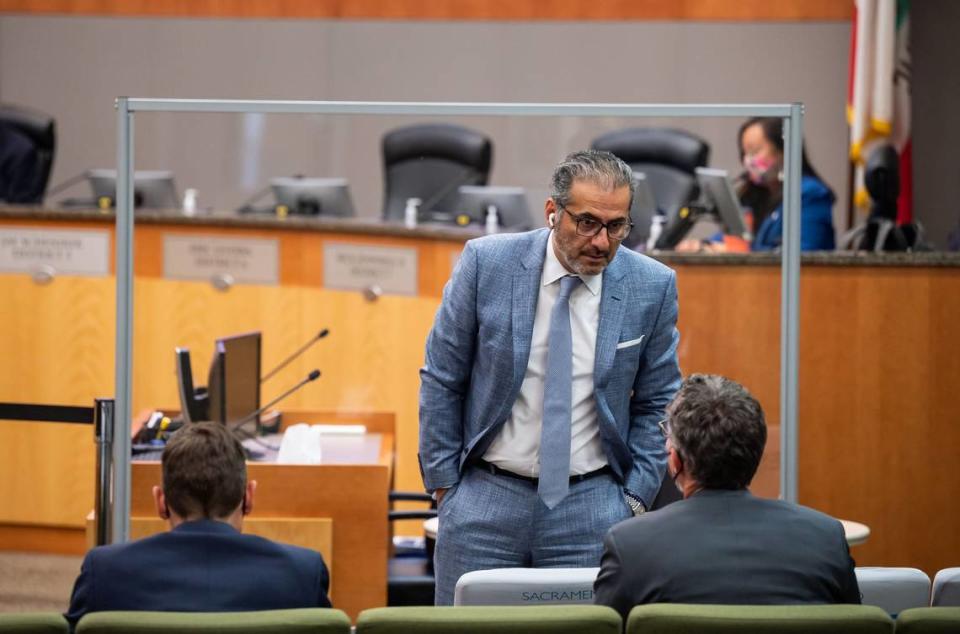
[{"left": 625, "top": 492, "right": 646, "bottom": 516}]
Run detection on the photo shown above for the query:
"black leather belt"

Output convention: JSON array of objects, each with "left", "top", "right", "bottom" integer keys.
[{"left": 472, "top": 459, "right": 613, "bottom": 485}]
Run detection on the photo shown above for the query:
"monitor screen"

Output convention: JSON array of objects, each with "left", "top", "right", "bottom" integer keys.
[
  {"left": 627, "top": 172, "right": 658, "bottom": 247},
  {"left": 220, "top": 331, "right": 261, "bottom": 425},
  {"left": 86, "top": 169, "right": 179, "bottom": 210},
  {"left": 695, "top": 167, "right": 751, "bottom": 240},
  {"left": 454, "top": 185, "right": 533, "bottom": 231},
  {"left": 270, "top": 177, "right": 356, "bottom": 217}
]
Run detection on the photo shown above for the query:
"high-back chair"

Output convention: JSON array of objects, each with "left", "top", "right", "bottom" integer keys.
[
  {"left": 387, "top": 491, "right": 437, "bottom": 606},
  {"left": 932, "top": 568, "right": 960, "bottom": 606},
  {"left": 453, "top": 567, "right": 599, "bottom": 606},
  {"left": 75, "top": 609, "right": 351, "bottom": 634},
  {"left": 0, "top": 613, "right": 68, "bottom": 634},
  {"left": 0, "top": 103, "right": 56, "bottom": 203},
  {"left": 357, "top": 605, "right": 621, "bottom": 634},
  {"left": 381, "top": 123, "right": 492, "bottom": 221},
  {"left": 856, "top": 567, "right": 931, "bottom": 616},
  {"left": 626, "top": 604, "right": 893, "bottom": 634},
  {"left": 896, "top": 607, "right": 960, "bottom": 634},
  {"left": 591, "top": 127, "right": 709, "bottom": 218}
]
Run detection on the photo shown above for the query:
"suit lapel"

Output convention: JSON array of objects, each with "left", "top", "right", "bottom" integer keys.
[
  {"left": 511, "top": 230, "right": 548, "bottom": 394},
  {"left": 594, "top": 253, "right": 627, "bottom": 388},
  {"left": 467, "top": 231, "right": 548, "bottom": 462}
]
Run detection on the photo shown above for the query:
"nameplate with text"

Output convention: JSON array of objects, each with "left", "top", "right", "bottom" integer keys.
[
  {"left": 163, "top": 234, "right": 279, "bottom": 285},
  {"left": 0, "top": 227, "right": 109, "bottom": 276},
  {"left": 323, "top": 243, "right": 418, "bottom": 295}
]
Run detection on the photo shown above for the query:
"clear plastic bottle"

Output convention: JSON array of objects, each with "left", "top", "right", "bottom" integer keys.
[
  {"left": 485, "top": 204, "right": 499, "bottom": 234},
  {"left": 182, "top": 188, "right": 198, "bottom": 216},
  {"left": 646, "top": 213, "right": 666, "bottom": 252},
  {"left": 404, "top": 197, "right": 421, "bottom": 229}
]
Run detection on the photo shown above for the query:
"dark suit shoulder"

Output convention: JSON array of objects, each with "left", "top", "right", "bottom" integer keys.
[
  {"left": 746, "top": 495, "right": 844, "bottom": 526},
  {"left": 83, "top": 529, "right": 171, "bottom": 561},
  {"left": 264, "top": 536, "right": 326, "bottom": 568}
]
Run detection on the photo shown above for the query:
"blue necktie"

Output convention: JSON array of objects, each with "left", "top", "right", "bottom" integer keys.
[{"left": 539, "top": 274, "right": 581, "bottom": 509}]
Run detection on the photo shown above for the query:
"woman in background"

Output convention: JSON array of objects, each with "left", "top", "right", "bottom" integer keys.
[{"left": 737, "top": 116, "right": 836, "bottom": 251}]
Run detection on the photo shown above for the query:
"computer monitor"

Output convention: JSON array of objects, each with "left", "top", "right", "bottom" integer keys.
[
  {"left": 87, "top": 169, "right": 179, "bottom": 209},
  {"left": 695, "top": 167, "right": 751, "bottom": 240},
  {"left": 175, "top": 348, "right": 209, "bottom": 424},
  {"left": 626, "top": 172, "right": 658, "bottom": 248},
  {"left": 223, "top": 331, "right": 261, "bottom": 425},
  {"left": 454, "top": 186, "right": 533, "bottom": 231},
  {"left": 270, "top": 177, "right": 356, "bottom": 217}
]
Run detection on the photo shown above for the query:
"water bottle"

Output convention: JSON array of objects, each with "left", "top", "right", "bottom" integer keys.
[
  {"left": 485, "top": 204, "right": 499, "bottom": 234},
  {"left": 404, "top": 198, "right": 421, "bottom": 229},
  {"left": 182, "top": 188, "right": 198, "bottom": 216},
  {"left": 646, "top": 213, "right": 666, "bottom": 252}
]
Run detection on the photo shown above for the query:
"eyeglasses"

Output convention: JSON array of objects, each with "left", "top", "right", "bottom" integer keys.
[
  {"left": 657, "top": 419, "right": 670, "bottom": 439},
  {"left": 557, "top": 205, "right": 633, "bottom": 241}
]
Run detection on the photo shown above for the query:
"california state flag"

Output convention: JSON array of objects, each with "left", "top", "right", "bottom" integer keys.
[{"left": 848, "top": 0, "right": 912, "bottom": 223}]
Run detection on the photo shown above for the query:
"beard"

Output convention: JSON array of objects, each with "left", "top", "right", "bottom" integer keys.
[{"left": 553, "top": 230, "right": 613, "bottom": 275}]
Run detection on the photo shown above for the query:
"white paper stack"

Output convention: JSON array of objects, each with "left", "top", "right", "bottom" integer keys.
[{"left": 276, "top": 423, "right": 324, "bottom": 464}]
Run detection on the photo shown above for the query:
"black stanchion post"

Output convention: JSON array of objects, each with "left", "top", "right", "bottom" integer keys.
[{"left": 94, "top": 398, "right": 115, "bottom": 546}]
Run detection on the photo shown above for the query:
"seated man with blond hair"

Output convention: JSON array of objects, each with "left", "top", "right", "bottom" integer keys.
[{"left": 66, "top": 422, "right": 331, "bottom": 627}]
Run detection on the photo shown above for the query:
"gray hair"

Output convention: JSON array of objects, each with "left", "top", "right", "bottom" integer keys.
[
  {"left": 667, "top": 374, "right": 767, "bottom": 490},
  {"left": 549, "top": 149, "right": 636, "bottom": 210}
]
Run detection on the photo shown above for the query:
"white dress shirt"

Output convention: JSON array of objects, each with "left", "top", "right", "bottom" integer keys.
[{"left": 482, "top": 232, "right": 608, "bottom": 476}]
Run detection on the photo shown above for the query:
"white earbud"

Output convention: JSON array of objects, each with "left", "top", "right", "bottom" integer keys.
[{"left": 548, "top": 213, "right": 557, "bottom": 227}]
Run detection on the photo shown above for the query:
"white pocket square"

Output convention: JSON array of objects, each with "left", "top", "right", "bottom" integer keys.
[{"left": 616, "top": 335, "right": 645, "bottom": 350}]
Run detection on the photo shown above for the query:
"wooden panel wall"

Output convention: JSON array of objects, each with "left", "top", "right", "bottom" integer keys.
[
  {"left": 2, "top": 242, "right": 958, "bottom": 576},
  {"left": 798, "top": 267, "right": 960, "bottom": 574},
  {"left": 0, "top": 0, "right": 854, "bottom": 20},
  {"left": 674, "top": 263, "right": 960, "bottom": 576}
]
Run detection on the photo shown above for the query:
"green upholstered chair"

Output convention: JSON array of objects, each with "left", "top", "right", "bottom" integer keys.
[
  {"left": 0, "top": 613, "right": 68, "bottom": 634},
  {"left": 626, "top": 604, "right": 893, "bottom": 634},
  {"left": 895, "top": 607, "right": 960, "bottom": 634},
  {"left": 75, "top": 609, "right": 351, "bottom": 634},
  {"left": 356, "top": 605, "right": 621, "bottom": 634}
]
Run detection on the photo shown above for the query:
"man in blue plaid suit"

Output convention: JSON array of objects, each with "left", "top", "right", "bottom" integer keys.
[{"left": 419, "top": 150, "right": 681, "bottom": 604}]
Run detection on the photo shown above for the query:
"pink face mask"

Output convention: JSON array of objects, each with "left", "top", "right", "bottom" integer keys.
[{"left": 744, "top": 154, "right": 776, "bottom": 185}]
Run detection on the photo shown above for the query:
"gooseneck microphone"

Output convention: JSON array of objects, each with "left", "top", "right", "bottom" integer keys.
[
  {"left": 234, "top": 368, "right": 322, "bottom": 430},
  {"left": 261, "top": 329, "right": 329, "bottom": 383}
]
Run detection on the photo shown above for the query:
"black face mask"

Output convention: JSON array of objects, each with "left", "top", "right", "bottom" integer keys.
[{"left": 668, "top": 453, "right": 684, "bottom": 493}]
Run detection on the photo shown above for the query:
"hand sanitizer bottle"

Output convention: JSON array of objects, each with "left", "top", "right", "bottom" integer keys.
[
  {"left": 485, "top": 204, "right": 499, "bottom": 234},
  {"left": 404, "top": 198, "right": 421, "bottom": 229}
]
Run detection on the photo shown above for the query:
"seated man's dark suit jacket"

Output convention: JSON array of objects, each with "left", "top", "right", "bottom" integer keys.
[
  {"left": 66, "top": 519, "right": 331, "bottom": 627},
  {"left": 594, "top": 488, "right": 860, "bottom": 619}
]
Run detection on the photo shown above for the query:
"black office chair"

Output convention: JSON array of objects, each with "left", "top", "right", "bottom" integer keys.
[
  {"left": 0, "top": 103, "right": 56, "bottom": 204},
  {"left": 591, "top": 127, "right": 710, "bottom": 218},
  {"left": 381, "top": 123, "right": 492, "bottom": 221},
  {"left": 387, "top": 491, "right": 437, "bottom": 606}
]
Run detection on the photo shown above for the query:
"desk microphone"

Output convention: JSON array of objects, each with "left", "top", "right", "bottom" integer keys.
[
  {"left": 233, "top": 368, "right": 322, "bottom": 431},
  {"left": 261, "top": 329, "right": 330, "bottom": 383}
]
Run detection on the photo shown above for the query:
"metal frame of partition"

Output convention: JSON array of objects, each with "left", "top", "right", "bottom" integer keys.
[{"left": 112, "top": 99, "right": 802, "bottom": 543}]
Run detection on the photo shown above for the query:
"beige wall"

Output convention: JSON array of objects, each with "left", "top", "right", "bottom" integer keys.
[{"left": 0, "top": 16, "right": 850, "bottom": 231}]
